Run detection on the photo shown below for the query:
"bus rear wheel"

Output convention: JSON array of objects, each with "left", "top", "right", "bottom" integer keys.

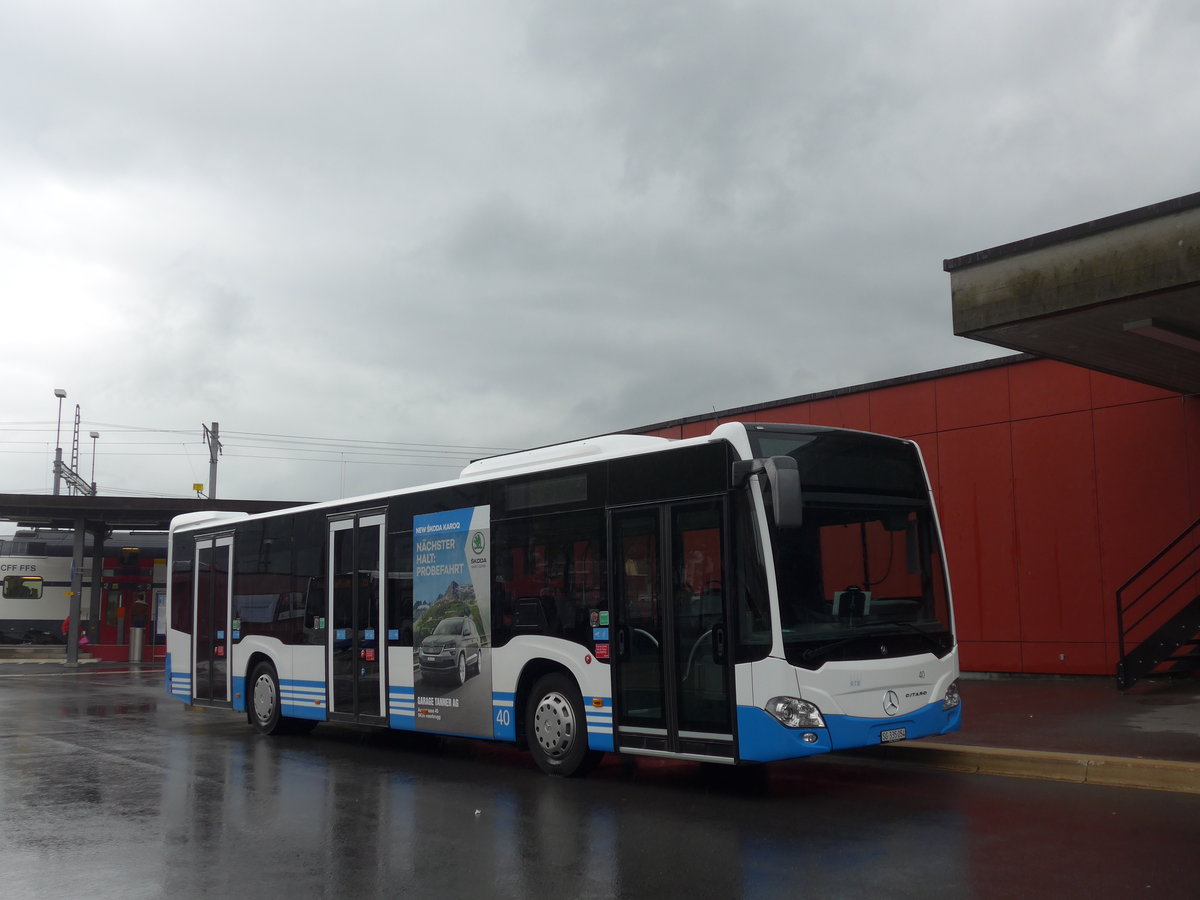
[
  {"left": 249, "top": 661, "right": 283, "bottom": 735},
  {"left": 526, "top": 673, "right": 600, "bottom": 777}
]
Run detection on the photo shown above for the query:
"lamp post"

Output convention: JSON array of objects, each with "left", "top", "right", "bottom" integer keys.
[
  {"left": 53, "top": 388, "right": 67, "bottom": 495},
  {"left": 89, "top": 431, "right": 100, "bottom": 494}
]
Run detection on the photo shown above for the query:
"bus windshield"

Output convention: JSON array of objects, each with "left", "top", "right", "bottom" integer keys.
[{"left": 748, "top": 427, "right": 954, "bottom": 668}]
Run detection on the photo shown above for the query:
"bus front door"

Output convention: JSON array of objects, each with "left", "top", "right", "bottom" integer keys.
[
  {"left": 326, "top": 513, "right": 386, "bottom": 724},
  {"left": 611, "top": 501, "right": 734, "bottom": 762},
  {"left": 192, "top": 535, "right": 232, "bottom": 705}
]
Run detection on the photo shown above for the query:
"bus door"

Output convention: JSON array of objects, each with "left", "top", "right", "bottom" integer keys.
[
  {"left": 611, "top": 500, "right": 734, "bottom": 761},
  {"left": 327, "top": 513, "right": 386, "bottom": 724},
  {"left": 192, "top": 535, "right": 233, "bottom": 705}
]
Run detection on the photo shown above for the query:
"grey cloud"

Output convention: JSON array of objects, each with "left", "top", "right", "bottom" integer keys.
[{"left": 2, "top": 1, "right": 1199, "bottom": 502}]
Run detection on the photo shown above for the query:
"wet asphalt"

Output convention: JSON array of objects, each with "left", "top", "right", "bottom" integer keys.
[{"left": 1, "top": 666, "right": 1199, "bottom": 899}]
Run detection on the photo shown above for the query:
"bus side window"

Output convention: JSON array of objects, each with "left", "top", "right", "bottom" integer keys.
[
  {"left": 293, "top": 512, "right": 327, "bottom": 645},
  {"left": 492, "top": 512, "right": 605, "bottom": 648},
  {"left": 734, "top": 492, "right": 771, "bottom": 663},
  {"left": 171, "top": 533, "right": 196, "bottom": 635}
]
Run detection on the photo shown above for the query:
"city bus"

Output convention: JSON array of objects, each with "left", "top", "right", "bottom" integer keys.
[{"left": 164, "top": 422, "right": 961, "bottom": 776}]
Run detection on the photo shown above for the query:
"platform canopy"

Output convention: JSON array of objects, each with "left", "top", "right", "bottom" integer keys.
[
  {"left": 945, "top": 192, "right": 1200, "bottom": 395},
  {"left": 0, "top": 493, "right": 307, "bottom": 533}
]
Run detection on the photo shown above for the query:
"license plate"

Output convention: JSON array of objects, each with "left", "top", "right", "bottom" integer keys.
[{"left": 880, "top": 728, "right": 907, "bottom": 744}]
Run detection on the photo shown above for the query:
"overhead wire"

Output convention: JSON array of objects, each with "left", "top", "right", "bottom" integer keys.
[{"left": 0, "top": 418, "right": 516, "bottom": 488}]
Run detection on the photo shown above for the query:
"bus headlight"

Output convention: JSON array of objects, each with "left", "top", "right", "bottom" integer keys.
[
  {"left": 765, "top": 697, "right": 825, "bottom": 729},
  {"left": 942, "top": 680, "right": 961, "bottom": 710}
]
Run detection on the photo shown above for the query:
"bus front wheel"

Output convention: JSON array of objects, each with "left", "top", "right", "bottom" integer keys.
[{"left": 526, "top": 673, "right": 600, "bottom": 777}]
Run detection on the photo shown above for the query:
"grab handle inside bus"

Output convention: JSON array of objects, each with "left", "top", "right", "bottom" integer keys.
[
  {"left": 712, "top": 622, "right": 727, "bottom": 664},
  {"left": 732, "top": 456, "right": 803, "bottom": 528}
]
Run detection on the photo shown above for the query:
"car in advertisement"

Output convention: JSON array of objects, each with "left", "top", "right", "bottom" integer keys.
[{"left": 417, "top": 615, "right": 482, "bottom": 687}]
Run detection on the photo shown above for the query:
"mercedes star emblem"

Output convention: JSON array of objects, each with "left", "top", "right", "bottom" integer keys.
[{"left": 883, "top": 690, "right": 900, "bottom": 716}]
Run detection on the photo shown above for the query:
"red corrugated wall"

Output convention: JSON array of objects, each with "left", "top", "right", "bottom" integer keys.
[{"left": 641, "top": 357, "right": 1200, "bottom": 675}]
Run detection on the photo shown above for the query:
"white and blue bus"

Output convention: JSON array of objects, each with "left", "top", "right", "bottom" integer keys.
[{"left": 165, "top": 422, "right": 961, "bottom": 776}]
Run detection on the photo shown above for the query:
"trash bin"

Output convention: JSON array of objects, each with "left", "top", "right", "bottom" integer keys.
[{"left": 129, "top": 626, "right": 144, "bottom": 663}]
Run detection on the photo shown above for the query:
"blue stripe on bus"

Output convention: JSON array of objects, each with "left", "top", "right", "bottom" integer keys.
[
  {"left": 282, "top": 703, "right": 326, "bottom": 720},
  {"left": 736, "top": 698, "right": 963, "bottom": 763},
  {"left": 277, "top": 681, "right": 324, "bottom": 696},
  {"left": 587, "top": 733, "right": 614, "bottom": 752},
  {"left": 387, "top": 685, "right": 416, "bottom": 730},
  {"left": 253, "top": 677, "right": 328, "bottom": 719},
  {"left": 232, "top": 676, "right": 246, "bottom": 712},
  {"left": 280, "top": 684, "right": 326, "bottom": 697},
  {"left": 167, "top": 660, "right": 192, "bottom": 700},
  {"left": 584, "top": 696, "right": 614, "bottom": 751}
]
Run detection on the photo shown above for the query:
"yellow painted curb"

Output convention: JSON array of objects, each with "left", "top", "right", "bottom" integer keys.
[{"left": 853, "top": 742, "right": 1200, "bottom": 794}]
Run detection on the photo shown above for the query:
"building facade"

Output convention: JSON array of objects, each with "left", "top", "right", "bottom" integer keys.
[{"left": 638, "top": 355, "right": 1200, "bottom": 676}]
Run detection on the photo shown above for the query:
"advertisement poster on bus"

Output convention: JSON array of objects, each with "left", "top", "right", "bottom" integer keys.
[{"left": 412, "top": 506, "right": 491, "bottom": 737}]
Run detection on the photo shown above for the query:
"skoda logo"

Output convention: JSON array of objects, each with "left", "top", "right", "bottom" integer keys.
[{"left": 883, "top": 690, "right": 900, "bottom": 717}]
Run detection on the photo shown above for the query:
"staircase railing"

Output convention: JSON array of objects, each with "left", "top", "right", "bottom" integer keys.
[{"left": 1115, "top": 516, "right": 1200, "bottom": 689}]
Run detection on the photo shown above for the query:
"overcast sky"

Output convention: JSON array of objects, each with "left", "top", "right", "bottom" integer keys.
[{"left": 2, "top": 0, "right": 1198, "bottom": 509}]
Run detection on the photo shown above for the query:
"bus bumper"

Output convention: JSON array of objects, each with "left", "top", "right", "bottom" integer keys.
[{"left": 737, "top": 698, "right": 963, "bottom": 763}]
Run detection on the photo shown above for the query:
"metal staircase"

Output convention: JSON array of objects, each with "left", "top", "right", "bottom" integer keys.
[{"left": 1116, "top": 517, "right": 1200, "bottom": 690}]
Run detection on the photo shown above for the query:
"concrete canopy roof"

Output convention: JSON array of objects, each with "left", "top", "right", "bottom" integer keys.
[
  {"left": 0, "top": 494, "right": 308, "bottom": 533},
  {"left": 945, "top": 192, "right": 1200, "bottom": 395}
]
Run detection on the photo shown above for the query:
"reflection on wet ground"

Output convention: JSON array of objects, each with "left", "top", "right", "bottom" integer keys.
[{"left": 0, "top": 669, "right": 1197, "bottom": 899}]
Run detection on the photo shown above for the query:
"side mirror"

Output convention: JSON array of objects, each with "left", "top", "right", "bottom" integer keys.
[{"left": 732, "top": 456, "right": 803, "bottom": 529}]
